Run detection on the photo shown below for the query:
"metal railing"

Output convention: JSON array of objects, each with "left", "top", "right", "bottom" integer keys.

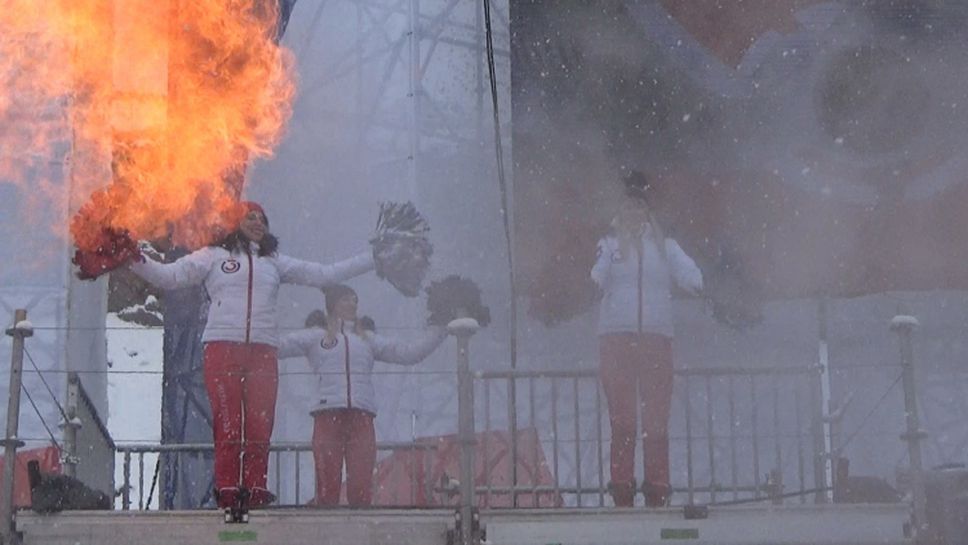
[
  {"left": 471, "top": 364, "right": 824, "bottom": 508},
  {"left": 0, "top": 309, "right": 936, "bottom": 545},
  {"left": 115, "top": 440, "right": 439, "bottom": 510},
  {"left": 113, "top": 344, "right": 827, "bottom": 512}
]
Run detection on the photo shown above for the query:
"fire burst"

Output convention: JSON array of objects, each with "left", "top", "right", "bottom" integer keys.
[{"left": 0, "top": 0, "right": 295, "bottom": 255}]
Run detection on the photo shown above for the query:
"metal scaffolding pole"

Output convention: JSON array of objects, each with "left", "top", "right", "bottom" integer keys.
[
  {"left": 814, "top": 298, "right": 833, "bottom": 503},
  {"left": 891, "top": 314, "right": 928, "bottom": 541},
  {"left": 1, "top": 310, "right": 32, "bottom": 545},
  {"left": 450, "top": 318, "right": 480, "bottom": 545}
]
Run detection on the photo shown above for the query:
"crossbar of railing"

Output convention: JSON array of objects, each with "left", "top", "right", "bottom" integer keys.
[
  {"left": 116, "top": 441, "right": 438, "bottom": 510},
  {"left": 478, "top": 365, "right": 818, "bottom": 380},
  {"left": 464, "top": 483, "right": 767, "bottom": 496},
  {"left": 115, "top": 441, "right": 437, "bottom": 454}
]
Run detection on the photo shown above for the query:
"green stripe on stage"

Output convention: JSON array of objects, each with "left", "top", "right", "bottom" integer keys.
[
  {"left": 218, "top": 530, "right": 258, "bottom": 542},
  {"left": 660, "top": 528, "right": 699, "bottom": 539}
]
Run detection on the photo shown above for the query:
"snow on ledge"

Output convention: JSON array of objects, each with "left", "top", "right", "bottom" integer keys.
[
  {"left": 9, "top": 320, "right": 33, "bottom": 334},
  {"left": 890, "top": 315, "right": 920, "bottom": 330},
  {"left": 447, "top": 318, "right": 480, "bottom": 335}
]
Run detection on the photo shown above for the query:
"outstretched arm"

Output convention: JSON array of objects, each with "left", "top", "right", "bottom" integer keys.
[
  {"left": 369, "top": 326, "right": 447, "bottom": 365},
  {"left": 278, "top": 329, "right": 319, "bottom": 359},
  {"left": 665, "top": 239, "right": 703, "bottom": 294},
  {"left": 128, "top": 247, "right": 215, "bottom": 290},
  {"left": 276, "top": 252, "right": 375, "bottom": 288},
  {"left": 590, "top": 237, "right": 613, "bottom": 289}
]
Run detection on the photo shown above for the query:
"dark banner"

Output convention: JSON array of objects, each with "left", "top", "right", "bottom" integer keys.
[{"left": 510, "top": 1, "right": 968, "bottom": 326}]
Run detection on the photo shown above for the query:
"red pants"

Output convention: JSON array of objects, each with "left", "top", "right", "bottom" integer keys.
[
  {"left": 203, "top": 341, "right": 278, "bottom": 500},
  {"left": 599, "top": 333, "right": 674, "bottom": 506},
  {"left": 312, "top": 408, "right": 376, "bottom": 507}
]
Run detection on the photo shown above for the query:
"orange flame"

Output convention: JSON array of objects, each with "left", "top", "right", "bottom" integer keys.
[{"left": 1, "top": 0, "right": 295, "bottom": 252}]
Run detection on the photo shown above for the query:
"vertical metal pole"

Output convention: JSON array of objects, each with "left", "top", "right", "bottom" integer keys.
[
  {"left": 750, "top": 376, "right": 761, "bottom": 499},
  {"left": 728, "top": 375, "right": 739, "bottom": 501},
  {"left": 407, "top": 0, "right": 421, "bottom": 201},
  {"left": 815, "top": 298, "right": 833, "bottom": 503},
  {"left": 595, "top": 378, "right": 605, "bottom": 507},
  {"left": 62, "top": 373, "right": 81, "bottom": 479},
  {"left": 410, "top": 411, "right": 418, "bottom": 506},
  {"left": 294, "top": 451, "right": 301, "bottom": 506},
  {"left": 475, "top": 0, "right": 485, "bottom": 140},
  {"left": 528, "top": 377, "right": 538, "bottom": 507},
  {"left": 771, "top": 378, "right": 784, "bottom": 505},
  {"left": 2, "top": 309, "right": 30, "bottom": 545},
  {"left": 704, "top": 376, "right": 716, "bottom": 504},
  {"left": 508, "top": 376, "right": 518, "bottom": 508},
  {"left": 550, "top": 378, "right": 560, "bottom": 501},
  {"left": 138, "top": 453, "right": 145, "bottom": 510},
  {"left": 450, "top": 319, "right": 479, "bottom": 545},
  {"left": 481, "top": 0, "right": 519, "bottom": 505},
  {"left": 572, "top": 378, "right": 581, "bottom": 506},
  {"left": 892, "top": 315, "right": 928, "bottom": 540},
  {"left": 483, "top": 381, "right": 491, "bottom": 507},
  {"left": 684, "top": 375, "right": 694, "bottom": 505},
  {"left": 122, "top": 451, "right": 132, "bottom": 510},
  {"left": 794, "top": 386, "right": 806, "bottom": 503}
]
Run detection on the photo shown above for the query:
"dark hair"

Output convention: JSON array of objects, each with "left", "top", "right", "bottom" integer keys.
[
  {"left": 214, "top": 230, "right": 279, "bottom": 257},
  {"left": 323, "top": 284, "right": 357, "bottom": 314},
  {"left": 622, "top": 170, "right": 652, "bottom": 203},
  {"left": 304, "top": 309, "right": 328, "bottom": 329}
]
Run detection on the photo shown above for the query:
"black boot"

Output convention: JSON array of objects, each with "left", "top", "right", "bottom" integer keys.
[
  {"left": 608, "top": 479, "right": 637, "bottom": 507},
  {"left": 642, "top": 482, "right": 671, "bottom": 508}
]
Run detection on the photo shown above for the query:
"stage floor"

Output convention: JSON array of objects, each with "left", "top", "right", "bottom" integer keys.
[{"left": 15, "top": 502, "right": 911, "bottom": 545}]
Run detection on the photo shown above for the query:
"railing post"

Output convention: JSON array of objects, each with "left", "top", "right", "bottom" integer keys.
[
  {"left": 122, "top": 450, "right": 132, "bottom": 510},
  {"left": 61, "top": 373, "right": 82, "bottom": 479},
  {"left": 891, "top": 314, "right": 928, "bottom": 541},
  {"left": 449, "top": 317, "right": 480, "bottom": 545},
  {"left": 812, "top": 298, "right": 832, "bottom": 503},
  {"left": 1, "top": 310, "right": 32, "bottom": 545}
]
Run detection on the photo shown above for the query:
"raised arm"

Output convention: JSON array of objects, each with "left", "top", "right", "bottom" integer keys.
[
  {"left": 590, "top": 237, "right": 614, "bottom": 289},
  {"left": 369, "top": 326, "right": 447, "bottom": 366},
  {"left": 276, "top": 252, "right": 375, "bottom": 288},
  {"left": 665, "top": 239, "right": 703, "bottom": 294},
  {"left": 128, "top": 247, "right": 216, "bottom": 290}
]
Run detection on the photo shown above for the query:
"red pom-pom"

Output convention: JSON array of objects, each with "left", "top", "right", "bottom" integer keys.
[{"left": 72, "top": 229, "right": 141, "bottom": 280}]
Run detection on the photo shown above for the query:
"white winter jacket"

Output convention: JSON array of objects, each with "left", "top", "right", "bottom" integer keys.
[
  {"left": 129, "top": 246, "right": 374, "bottom": 347},
  {"left": 591, "top": 230, "right": 703, "bottom": 337},
  {"left": 278, "top": 324, "right": 447, "bottom": 415}
]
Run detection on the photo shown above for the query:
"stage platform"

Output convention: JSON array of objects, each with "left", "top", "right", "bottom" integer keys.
[{"left": 14, "top": 503, "right": 911, "bottom": 545}]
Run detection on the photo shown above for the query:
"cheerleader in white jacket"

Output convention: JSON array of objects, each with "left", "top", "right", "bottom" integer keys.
[
  {"left": 591, "top": 172, "right": 703, "bottom": 507},
  {"left": 128, "top": 201, "right": 374, "bottom": 508},
  {"left": 279, "top": 284, "right": 447, "bottom": 507}
]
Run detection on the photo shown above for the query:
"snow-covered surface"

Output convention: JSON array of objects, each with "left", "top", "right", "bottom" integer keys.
[
  {"left": 890, "top": 315, "right": 920, "bottom": 329},
  {"left": 106, "top": 313, "right": 163, "bottom": 509},
  {"left": 446, "top": 317, "right": 480, "bottom": 334},
  {"left": 13, "top": 319, "right": 33, "bottom": 333}
]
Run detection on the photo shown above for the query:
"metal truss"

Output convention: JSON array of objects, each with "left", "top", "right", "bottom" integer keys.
[{"left": 286, "top": 0, "right": 511, "bottom": 198}]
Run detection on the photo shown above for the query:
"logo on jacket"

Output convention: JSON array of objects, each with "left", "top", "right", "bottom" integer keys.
[
  {"left": 320, "top": 337, "right": 338, "bottom": 350},
  {"left": 220, "top": 260, "right": 241, "bottom": 274}
]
